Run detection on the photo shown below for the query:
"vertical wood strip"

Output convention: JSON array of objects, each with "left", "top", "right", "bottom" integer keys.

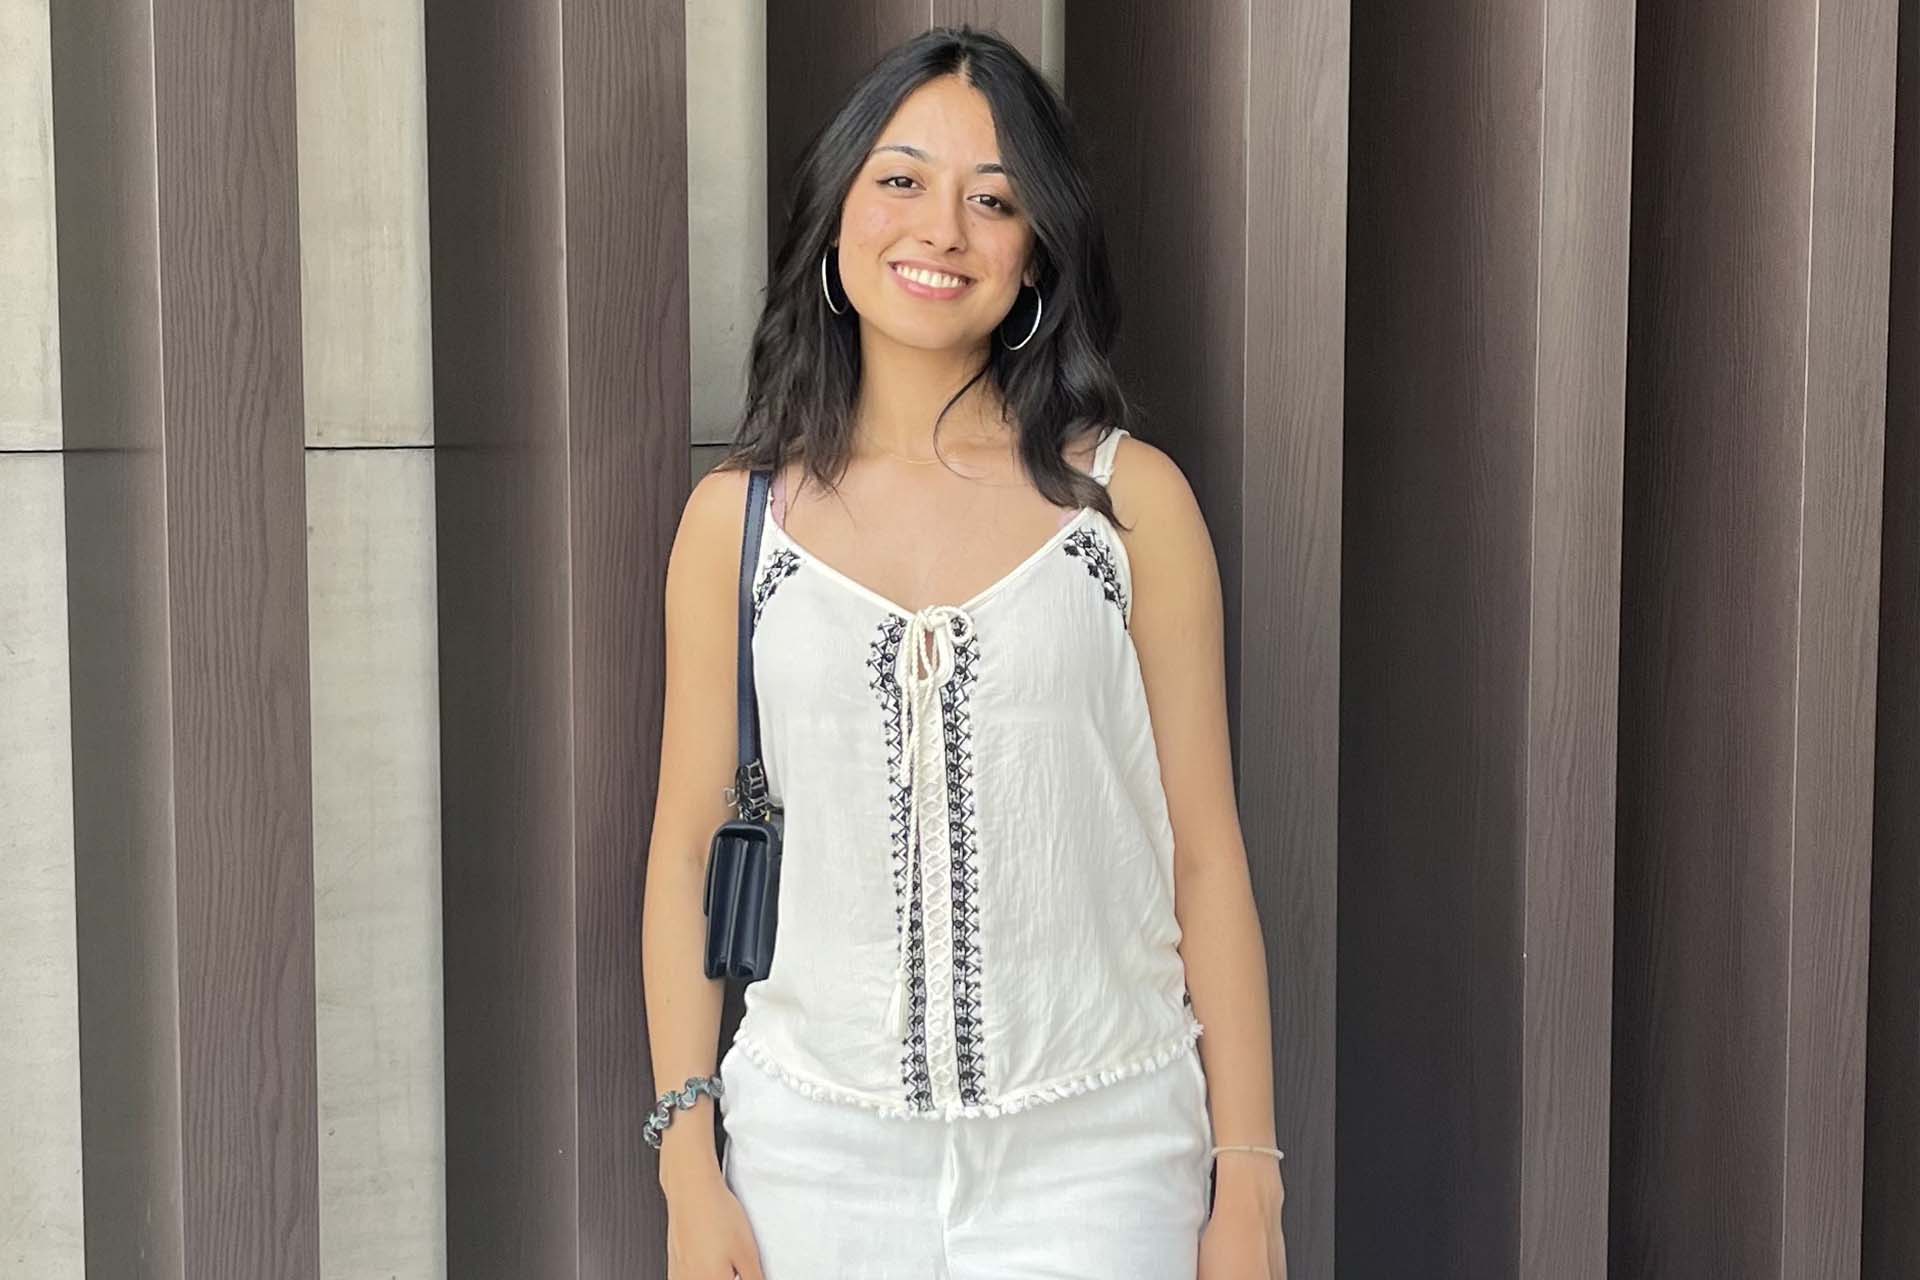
[
  {"left": 561, "top": 0, "right": 689, "bottom": 1272},
  {"left": 47, "top": 20, "right": 180, "bottom": 1259},
  {"left": 1613, "top": 0, "right": 1899, "bottom": 1272},
  {"left": 423, "top": 0, "right": 579, "bottom": 1270},
  {"left": 1068, "top": 2, "right": 1350, "bottom": 1273},
  {"left": 1865, "top": 5, "right": 1920, "bottom": 1278},
  {"left": 1520, "top": 3, "right": 1636, "bottom": 1275},
  {"left": 1242, "top": 0, "right": 1347, "bottom": 1273}
]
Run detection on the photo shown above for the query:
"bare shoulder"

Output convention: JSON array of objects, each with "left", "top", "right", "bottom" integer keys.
[
  {"left": 1106, "top": 431, "right": 1210, "bottom": 563},
  {"left": 667, "top": 464, "right": 756, "bottom": 621}
]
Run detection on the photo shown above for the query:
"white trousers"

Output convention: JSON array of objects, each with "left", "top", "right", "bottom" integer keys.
[{"left": 718, "top": 1038, "right": 1215, "bottom": 1279}]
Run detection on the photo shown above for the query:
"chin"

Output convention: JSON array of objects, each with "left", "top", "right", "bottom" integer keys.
[{"left": 873, "top": 319, "right": 982, "bottom": 353}]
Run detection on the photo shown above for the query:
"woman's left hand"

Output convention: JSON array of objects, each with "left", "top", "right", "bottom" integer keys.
[{"left": 1198, "top": 1162, "right": 1287, "bottom": 1279}]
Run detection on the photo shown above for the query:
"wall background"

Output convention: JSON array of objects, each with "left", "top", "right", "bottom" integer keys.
[{"left": 0, "top": 0, "right": 1913, "bottom": 1277}]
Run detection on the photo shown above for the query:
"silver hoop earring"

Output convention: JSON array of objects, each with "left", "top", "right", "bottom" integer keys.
[
  {"left": 1002, "top": 283, "right": 1043, "bottom": 350},
  {"left": 820, "top": 245, "right": 849, "bottom": 316}
]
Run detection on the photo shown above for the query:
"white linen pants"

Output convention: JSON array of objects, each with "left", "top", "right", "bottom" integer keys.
[{"left": 718, "top": 1038, "right": 1215, "bottom": 1279}]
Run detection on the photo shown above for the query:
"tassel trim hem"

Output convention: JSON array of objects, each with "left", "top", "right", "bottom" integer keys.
[{"left": 730, "top": 1016, "right": 1205, "bottom": 1121}]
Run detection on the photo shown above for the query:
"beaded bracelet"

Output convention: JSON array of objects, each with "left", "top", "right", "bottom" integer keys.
[
  {"left": 643, "top": 1074, "right": 724, "bottom": 1151},
  {"left": 1210, "top": 1143, "right": 1285, "bottom": 1162}
]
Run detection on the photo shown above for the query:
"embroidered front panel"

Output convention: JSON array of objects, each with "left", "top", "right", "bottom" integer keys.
[
  {"left": 939, "top": 624, "right": 988, "bottom": 1104},
  {"left": 752, "top": 546, "right": 804, "bottom": 624},
  {"left": 1062, "top": 527, "right": 1129, "bottom": 626},
  {"left": 867, "top": 616, "right": 934, "bottom": 1111}
]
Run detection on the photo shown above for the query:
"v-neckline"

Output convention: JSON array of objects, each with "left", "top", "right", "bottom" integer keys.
[{"left": 764, "top": 490, "right": 1099, "bottom": 622}]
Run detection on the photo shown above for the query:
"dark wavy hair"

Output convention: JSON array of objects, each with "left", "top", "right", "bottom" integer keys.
[{"left": 713, "top": 24, "right": 1137, "bottom": 530}]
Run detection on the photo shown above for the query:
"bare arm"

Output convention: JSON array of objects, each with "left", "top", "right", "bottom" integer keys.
[
  {"left": 1115, "top": 438, "right": 1286, "bottom": 1224},
  {"left": 643, "top": 464, "right": 753, "bottom": 1201}
]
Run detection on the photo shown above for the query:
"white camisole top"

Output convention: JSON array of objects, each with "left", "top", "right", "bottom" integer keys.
[{"left": 732, "top": 425, "right": 1204, "bottom": 1120}]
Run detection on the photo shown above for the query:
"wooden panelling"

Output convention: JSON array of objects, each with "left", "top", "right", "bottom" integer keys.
[
  {"left": 150, "top": 0, "right": 322, "bottom": 1269},
  {"left": 1341, "top": 0, "right": 1632, "bottom": 1274},
  {"left": 424, "top": 0, "right": 686, "bottom": 1272},
  {"left": 562, "top": 0, "right": 689, "bottom": 1270},
  {"left": 1520, "top": 5, "right": 1637, "bottom": 1274},
  {"left": 1865, "top": 2, "right": 1919, "bottom": 1276},
  {"left": 424, "top": 0, "right": 579, "bottom": 1267},
  {"left": 1068, "top": 1, "right": 1348, "bottom": 1273},
  {"left": 48, "top": 0, "right": 184, "bottom": 1273},
  {"left": 1613, "top": 0, "right": 1898, "bottom": 1274},
  {"left": 53, "top": 0, "right": 321, "bottom": 1273}
]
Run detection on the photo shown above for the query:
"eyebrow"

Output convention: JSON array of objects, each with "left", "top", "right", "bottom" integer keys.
[{"left": 869, "top": 143, "right": 1007, "bottom": 176}]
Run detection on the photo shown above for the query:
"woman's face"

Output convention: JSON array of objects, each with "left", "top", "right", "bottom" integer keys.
[{"left": 834, "top": 75, "right": 1036, "bottom": 354}]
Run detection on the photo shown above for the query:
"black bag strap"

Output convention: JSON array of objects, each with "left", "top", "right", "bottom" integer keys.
[{"left": 731, "top": 468, "right": 772, "bottom": 819}]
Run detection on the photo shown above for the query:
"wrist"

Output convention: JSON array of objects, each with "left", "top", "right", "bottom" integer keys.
[
  {"left": 1212, "top": 1150, "right": 1285, "bottom": 1212},
  {"left": 652, "top": 1100, "right": 720, "bottom": 1183},
  {"left": 655, "top": 1122, "right": 723, "bottom": 1198}
]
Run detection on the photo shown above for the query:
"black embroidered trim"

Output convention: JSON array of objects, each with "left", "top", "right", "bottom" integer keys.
[
  {"left": 940, "top": 620, "right": 987, "bottom": 1104},
  {"left": 1062, "top": 526, "right": 1129, "bottom": 626},
  {"left": 751, "top": 547, "right": 803, "bottom": 624},
  {"left": 867, "top": 616, "right": 933, "bottom": 1111}
]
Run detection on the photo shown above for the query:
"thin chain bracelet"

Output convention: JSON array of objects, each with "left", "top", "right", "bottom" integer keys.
[
  {"left": 644, "top": 1074, "right": 724, "bottom": 1150},
  {"left": 1210, "top": 1143, "right": 1285, "bottom": 1162}
]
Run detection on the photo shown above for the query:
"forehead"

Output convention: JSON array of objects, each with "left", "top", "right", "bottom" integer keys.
[{"left": 870, "top": 76, "right": 1003, "bottom": 165}]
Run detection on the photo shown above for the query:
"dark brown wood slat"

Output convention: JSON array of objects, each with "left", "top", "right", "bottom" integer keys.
[
  {"left": 562, "top": 0, "right": 690, "bottom": 1272},
  {"left": 47, "top": 0, "right": 186, "bottom": 1272},
  {"left": 426, "top": 0, "right": 688, "bottom": 1272},
  {"left": 56, "top": 0, "right": 321, "bottom": 1272},
  {"left": 935, "top": 1, "right": 1043, "bottom": 55},
  {"left": 1520, "top": 6, "right": 1637, "bottom": 1274},
  {"left": 149, "top": 0, "right": 322, "bottom": 1270},
  {"left": 1340, "top": 1, "right": 1632, "bottom": 1273},
  {"left": 425, "top": 0, "right": 579, "bottom": 1271},
  {"left": 54, "top": 0, "right": 331, "bottom": 1273},
  {"left": 1864, "top": 1, "right": 1919, "bottom": 1276},
  {"left": 1780, "top": 3, "right": 1902, "bottom": 1271},
  {"left": 1068, "top": 2, "right": 1349, "bottom": 1273},
  {"left": 1614, "top": 0, "right": 1899, "bottom": 1274}
]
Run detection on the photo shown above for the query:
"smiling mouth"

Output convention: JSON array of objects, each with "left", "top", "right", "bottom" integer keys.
[{"left": 890, "top": 262, "right": 974, "bottom": 290}]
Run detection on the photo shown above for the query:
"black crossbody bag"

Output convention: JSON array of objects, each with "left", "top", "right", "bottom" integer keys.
[{"left": 702, "top": 467, "right": 784, "bottom": 982}]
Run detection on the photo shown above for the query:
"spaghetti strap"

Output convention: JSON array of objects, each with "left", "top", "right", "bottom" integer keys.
[{"left": 1091, "top": 426, "right": 1129, "bottom": 485}]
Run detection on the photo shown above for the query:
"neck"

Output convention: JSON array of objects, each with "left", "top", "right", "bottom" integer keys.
[{"left": 852, "top": 326, "right": 1011, "bottom": 456}]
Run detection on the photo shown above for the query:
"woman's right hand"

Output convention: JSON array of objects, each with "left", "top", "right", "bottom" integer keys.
[{"left": 665, "top": 1169, "right": 766, "bottom": 1280}]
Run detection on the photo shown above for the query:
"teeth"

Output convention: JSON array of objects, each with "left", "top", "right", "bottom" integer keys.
[{"left": 895, "top": 264, "right": 968, "bottom": 289}]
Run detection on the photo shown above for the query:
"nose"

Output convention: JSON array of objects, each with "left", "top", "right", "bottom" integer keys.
[{"left": 916, "top": 189, "right": 967, "bottom": 255}]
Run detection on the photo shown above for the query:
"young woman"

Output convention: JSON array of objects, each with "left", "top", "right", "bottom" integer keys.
[{"left": 644, "top": 25, "right": 1287, "bottom": 1280}]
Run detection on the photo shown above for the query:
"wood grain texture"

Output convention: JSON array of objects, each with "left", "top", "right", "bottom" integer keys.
[
  {"left": 1239, "top": 0, "right": 1348, "bottom": 1268},
  {"left": 935, "top": 0, "right": 1042, "bottom": 55},
  {"left": 151, "top": 0, "right": 322, "bottom": 1272},
  {"left": 562, "top": 0, "right": 689, "bottom": 1272},
  {"left": 426, "top": 0, "right": 689, "bottom": 1272},
  {"left": 1864, "top": 1, "right": 1919, "bottom": 1275},
  {"left": 1781, "top": 1, "right": 1900, "bottom": 1272},
  {"left": 1068, "top": 1, "right": 1348, "bottom": 1272},
  {"left": 424, "top": 0, "right": 579, "bottom": 1273},
  {"left": 47, "top": 0, "right": 186, "bottom": 1271},
  {"left": 1521, "top": 5, "right": 1636, "bottom": 1275},
  {"left": 1341, "top": 0, "right": 1632, "bottom": 1272},
  {"left": 1613, "top": 0, "right": 1898, "bottom": 1273}
]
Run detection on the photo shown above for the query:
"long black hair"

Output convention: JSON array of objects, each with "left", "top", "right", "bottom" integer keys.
[{"left": 715, "top": 24, "right": 1137, "bottom": 530}]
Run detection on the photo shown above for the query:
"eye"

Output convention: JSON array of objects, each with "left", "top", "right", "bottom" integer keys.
[{"left": 878, "top": 175, "right": 1016, "bottom": 214}]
